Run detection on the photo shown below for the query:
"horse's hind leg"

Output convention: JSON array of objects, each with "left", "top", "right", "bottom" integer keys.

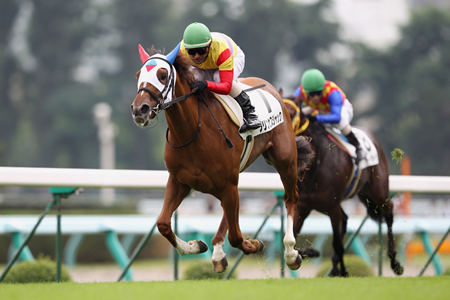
[
  {"left": 383, "top": 203, "right": 404, "bottom": 275},
  {"left": 373, "top": 194, "right": 404, "bottom": 275},
  {"left": 360, "top": 166, "right": 404, "bottom": 275},
  {"left": 211, "top": 212, "right": 229, "bottom": 273},
  {"left": 157, "top": 175, "right": 208, "bottom": 255},
  {"left": 220, "top": 184, "right": 263, "bottom": 256}
]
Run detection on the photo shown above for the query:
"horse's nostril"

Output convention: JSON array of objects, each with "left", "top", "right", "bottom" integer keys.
[{"left": 140, "top": 104, "right": 150, "bottom": 115}]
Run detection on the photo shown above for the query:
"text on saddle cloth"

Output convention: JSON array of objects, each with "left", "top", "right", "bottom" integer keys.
[
  {"left": 325, "top": 126, "right": 379, "bottom": 170},
  {"left": 213, "top": 82, "right": 285, "bottom": 140}
]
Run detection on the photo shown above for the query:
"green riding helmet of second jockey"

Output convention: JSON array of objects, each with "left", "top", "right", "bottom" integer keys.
[
  {"left": 301, "top": 69, "right": 326, "bottom": 93},
  {"left": 183, "top": 22, "right": 212, "bottom": 49}
]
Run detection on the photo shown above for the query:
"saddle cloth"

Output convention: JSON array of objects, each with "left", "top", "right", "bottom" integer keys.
[
  {"left": 326, "top": 126, "right": 379, "bottom": 170},
  {"left": 213, "top": 82, "right": 284, "bottom": 172},
  {"left": 326, "top": 127, "right": 379, "bottom": 199}
]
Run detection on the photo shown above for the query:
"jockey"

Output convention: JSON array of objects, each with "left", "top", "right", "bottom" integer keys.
[
  {"left": 179, "top": 22, "right": 261, "bottom": 133},
  {"left": 293, "top": 69, "right": 363, "bottom": 163}
]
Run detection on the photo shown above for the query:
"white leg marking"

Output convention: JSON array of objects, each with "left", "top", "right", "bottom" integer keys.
[
  {"left": 175, "top": 235, "right": 201, "bottom": 255},
  {"left": 284, "top": 215, "right": 297, "bottom": 265},
  {"left": 212, "top": 241, "right": 226, "bottom": 262}
]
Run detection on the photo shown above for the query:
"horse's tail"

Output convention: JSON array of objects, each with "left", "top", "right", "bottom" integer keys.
[
  {"left": 358, "top": 196, "right": 383, "bottom": 222},
  {"left": 296, "top": 136, "right": 314, "bottom": 176}
]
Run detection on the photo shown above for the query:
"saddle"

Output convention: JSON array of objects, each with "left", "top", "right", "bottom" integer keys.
[{"left": 213, "top": 83, "right": 285, "bottom": 172}]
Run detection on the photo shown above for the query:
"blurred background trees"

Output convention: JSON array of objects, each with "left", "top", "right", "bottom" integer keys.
[
  {"left": 0, "top": 0, "right": 449, "bottom": 176},
  {"left": 349, "top": 7, "right": 450, "bottom": 175}
]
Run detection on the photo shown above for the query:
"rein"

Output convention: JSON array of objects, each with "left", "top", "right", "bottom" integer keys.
[
  {"left": 166, "top": 92, "right": 233, "bottom": 149},
  {"left": 283, "top": 99, "right": 309, "bottom": 135},
  {"left": 165, "top": 93, "right": 202, "bottom": 148}
]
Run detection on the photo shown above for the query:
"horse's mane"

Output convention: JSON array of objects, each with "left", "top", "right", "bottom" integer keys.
[{"left": 150, "top": 46, "right": 195, "bottom": 85}]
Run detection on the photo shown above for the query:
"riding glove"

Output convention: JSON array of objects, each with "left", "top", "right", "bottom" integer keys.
[
  {"left": 307, "top": 114, "right": 317, "bottom": 122},
  {"left": 190, "top": 80, "right": 208, "bottom": 93}
]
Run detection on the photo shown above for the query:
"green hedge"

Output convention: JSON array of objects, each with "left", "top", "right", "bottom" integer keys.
[
  {"left": 2, "top": 256, "right": 72, "bottom": 283},
  {"left": 183, "top": 260, "right": 237, "bottom": 280}
]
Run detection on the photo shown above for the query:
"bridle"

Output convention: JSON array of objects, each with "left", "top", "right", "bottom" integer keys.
[{"left": 137, "top": 56, "right": 177, "bottom": 116}]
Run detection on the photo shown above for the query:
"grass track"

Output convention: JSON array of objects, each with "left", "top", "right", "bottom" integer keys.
[{"left": 1, "top": 276, "right": 449, "bottom": 300}]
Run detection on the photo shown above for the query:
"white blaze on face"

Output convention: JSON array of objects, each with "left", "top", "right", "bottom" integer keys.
[{"left": 137, "top": 54, "right": 176, "bottom": 103}]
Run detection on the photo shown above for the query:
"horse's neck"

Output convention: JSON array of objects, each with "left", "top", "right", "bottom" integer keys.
[
  {"left": 306, "top": 125, "right": 329, "bottom": 156},
  {"left": 165, "top": 78, "right": 199, "bottom": 133}
]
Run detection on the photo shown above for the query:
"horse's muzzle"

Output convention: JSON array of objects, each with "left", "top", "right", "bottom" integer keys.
[
  {"left": 131, "top": 103, "right": 155, "bottom": 127},
  {"left": 133, "top": 116, "right": 148, "bottom": 127}
]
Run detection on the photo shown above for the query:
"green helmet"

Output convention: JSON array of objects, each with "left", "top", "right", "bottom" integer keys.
[
  {"left": 301, "top": 69, "right": 326, "bottom": 93},
  {"left": 183, "top": 22, "right": 212, "bottom": 49}
]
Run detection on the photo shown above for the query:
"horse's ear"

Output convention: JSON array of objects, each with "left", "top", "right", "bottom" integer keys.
[
  {"left": 166, "top": 43, "right": 181, "bottom": 64},
  {"left": 139, "top": 44, "right": 150, "bottom": 64}
]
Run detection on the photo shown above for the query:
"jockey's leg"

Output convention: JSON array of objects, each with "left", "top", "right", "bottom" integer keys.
[
  {"left": 342, "top": 125, "right": 363, "bottom": 164},
  {"left": 339, "top": 100, "right": 363, "bottom": 163},
  {"left": 231, "top": 82, "right": 261, "bottom": 133}
]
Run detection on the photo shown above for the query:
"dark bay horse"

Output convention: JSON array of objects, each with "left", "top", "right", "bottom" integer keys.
[
  {"left": 130, "top": 45, "right": 313, "bottom": 273},
  {"left": 281, "top": 91, "right": 404, "bottom": 277}
]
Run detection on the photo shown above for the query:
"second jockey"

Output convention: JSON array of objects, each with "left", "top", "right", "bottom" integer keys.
[{"left": 294, "top": 69, "right": 364, "bottom": 163}]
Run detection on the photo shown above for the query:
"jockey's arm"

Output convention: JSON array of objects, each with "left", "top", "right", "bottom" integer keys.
[
  {"left": 205, "top": 69, "right": 233, "bottom": 95},
  {"left": 293, "top": 86, "right": 304, "bottom": 105},
  {"left": 316, "top": 91, "right": 342, "bottom": 123}
]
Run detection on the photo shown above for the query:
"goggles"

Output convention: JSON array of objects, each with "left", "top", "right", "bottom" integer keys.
[
  {"left": 187, "top": 47, "right": 208, "bottom": 56},
  {"left": 308, "top": 90, "right": 323, "bottom": 97}
]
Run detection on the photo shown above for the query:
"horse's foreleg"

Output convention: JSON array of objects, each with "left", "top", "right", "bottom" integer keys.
[
  {"left": 294, "top": 204, "right": 320, "bottom": 258},
  {"left": 329, "top": 207, "right": 348, "bottom": 277},
  {"left": 211, "top": 212, "right": 229, "bottom": 273},
  {"left": 284, "top": 196, "right": 303, "bottom": 270},
  {"left": 157, "top": 176, "right": 208, "bottom": 256}
]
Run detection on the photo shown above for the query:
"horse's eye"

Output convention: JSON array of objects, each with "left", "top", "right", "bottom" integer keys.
[{"left": 161, "top": 73, "right": 167, "bottom": 80}]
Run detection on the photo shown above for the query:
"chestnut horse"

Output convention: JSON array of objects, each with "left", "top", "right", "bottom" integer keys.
[
  {"left": 281, "top": 91, "right": 404, "bottom": 277},
  {"left": 130, "top": 44, "right": 312, "bottom": 273}
]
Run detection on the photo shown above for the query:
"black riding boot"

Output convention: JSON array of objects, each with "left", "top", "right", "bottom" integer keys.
[
  {"left": 345, "top": 131, "right": 363, "bottom": 163},
  {"left": 234, "top": 91, "right": 262, "bottom": 133}
]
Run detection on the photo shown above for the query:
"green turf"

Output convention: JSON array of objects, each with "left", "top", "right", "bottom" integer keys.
[{"left": 0, "top": 276, "right": 449, "bottom": 300}]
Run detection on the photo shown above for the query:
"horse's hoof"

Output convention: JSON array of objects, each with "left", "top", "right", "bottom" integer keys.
[
  {"left": 393, "top": 263, "right": 404, "bottom": 275},
  {"left": 329, "top": 267, "right": 340, "bottom": 277},
  {"left": 299, "top": 247, "right": 320, "bottom": 258},
  {"left": 286, "top": 252, "right": 302, "bottom": 270},
  {"left": 341, "top": 268, "right": 349, "bottom": 277},
  {"left": 212, "top": 256, "right": 228, "bottom": 273},
  {"left": 243, "top": 239, "right": 265, "bottom": 254},
  {"left": 198, "top": 240, "right": 208, "bottom": 253},
  {"left": 256, "top": 239, "right": 265, "bottom": 253}
]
